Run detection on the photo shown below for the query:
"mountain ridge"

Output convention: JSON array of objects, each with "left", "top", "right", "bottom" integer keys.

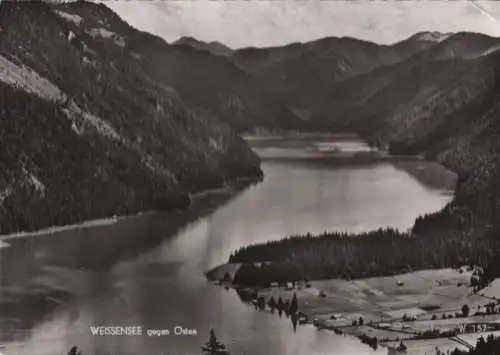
[
  {"left": 172, "top": 36, "right": 234, "bottom": 57},
  {"left": 52, "top": 0, "right": 305, "bottom": 133},
  {"left": 0, "top": 0, "right": 263, "bottom": 235},
  {"left": 230, "top": 31, "right": 453, "bottom": 115}
]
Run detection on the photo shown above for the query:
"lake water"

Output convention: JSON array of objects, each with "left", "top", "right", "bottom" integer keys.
[{"left": 0, "top": 136, "right": 454, "bottom": 355}]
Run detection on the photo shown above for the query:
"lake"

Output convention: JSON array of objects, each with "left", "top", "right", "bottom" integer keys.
[{"left": 0, "top": 135, "right": 455, "bottom": 355}]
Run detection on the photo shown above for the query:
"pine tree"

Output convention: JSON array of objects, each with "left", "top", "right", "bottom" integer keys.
[
  {"left": 202, "top": 329, "right": 230, "bottom": 355},
  {"left": 290, "top": 292, "right": 298, "bottom": 314},
  {"left": 68, "top": 346, "right": 82, "bottom": 355},
  {"left": 397, "top": 341, "right": 407, "bottom": 352}
]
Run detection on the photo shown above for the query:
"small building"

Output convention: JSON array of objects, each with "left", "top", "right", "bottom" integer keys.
[
  {"left": 330, "top": 313, "right": 342, "bottom": 320},
  {"left": 297, "top": 312, "right": 308, "bottom": 324}
]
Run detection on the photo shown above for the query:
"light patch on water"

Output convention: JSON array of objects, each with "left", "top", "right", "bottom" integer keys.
[{"left": 313, "top": 141, "right": 375, "bottom": 153}]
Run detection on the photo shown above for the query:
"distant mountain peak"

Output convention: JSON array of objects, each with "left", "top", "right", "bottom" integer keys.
[
  {"left": 174, "top": 36, "right": 198, "bottom": 44},
  {"left": 172, "top": 36, "right": 233, "bottom": 57},
  {"left": 409, "top": 31, "right": 453, "bottom": 43}
]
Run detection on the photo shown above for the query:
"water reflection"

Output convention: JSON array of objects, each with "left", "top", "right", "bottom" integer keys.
[
  {"left": 0, "top": 137, "right": 454, "bottom": 355},
  {"left": 0, "top": 185, "right": 247, "bottom": 346}
]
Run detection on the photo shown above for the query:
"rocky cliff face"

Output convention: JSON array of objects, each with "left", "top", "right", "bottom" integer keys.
[{"left": 0, "top": 1, "right": 263, "bottom": 235}]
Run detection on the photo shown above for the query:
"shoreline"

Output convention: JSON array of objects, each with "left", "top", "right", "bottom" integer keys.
[
  {"left": 242, "top": 132, "right": 362, "bottom": 141},
  {"left": 245, "top": 132, "right": 457, "bottom": 193},
  {"left": 208, "top": 265, "right": 500, "bottom": 354},
  {"left": 0, "top": 214, "right": 125, "bottom": 243},
  {"left": 0, "top": 176, "right": 260, "bottom": 243}
]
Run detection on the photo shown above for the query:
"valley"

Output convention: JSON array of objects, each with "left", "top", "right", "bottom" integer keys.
[{"left": 2, "top": 1, "right": 500, "bottom": 354}]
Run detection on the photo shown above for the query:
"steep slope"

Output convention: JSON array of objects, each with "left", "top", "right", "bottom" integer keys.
[
  {"left": 329, "top": 46, "right": 500, "bottom": 237},
  {"left": 313, "top": 33, "right": 500, "bottom": 134},
  {"left": 55, "top": 1, "right": 304, "bottom": 133},
  {"left": 309, "top": 33, "right": 500, "bottom": 234},
  {"left": 390, "top": 51, "right": 500, "bottom": 229},
  {"left": 408, "top": 32, "right": 500, "bottom": 62},
  {"left": 231, "top": 33, "right": 442, "bottom": 117},
  {"left": 225, "top": 39, "right": 500, "bottom": 285},
  {"left": 0, "top": 1, "right": 262, "bottom": 235},
  {"left": 172, "top": 36, "right": 233, "bottom": 57}
]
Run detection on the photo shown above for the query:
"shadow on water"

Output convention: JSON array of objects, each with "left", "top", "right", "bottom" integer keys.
[
  {"left": 234, "top": 288, "right": 299, "bottom": 334},
  {"left": 0, "top": 181, "right": 253, "bottom": 344}
]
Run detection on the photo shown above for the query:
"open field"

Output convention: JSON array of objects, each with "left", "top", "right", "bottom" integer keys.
[
  {"left": 299, "top": 268, "right": 476, "bottom": 323},
  {"left": 457, "top": 330, "right": 500, "bottom": 346},
  {"left": 211, "top": 267, "right": 500, "bottom": 354},
  {"left": 384, "top": 338, "right": 470, "bottom": 355},
  {"left": 477, "top": 279, "right": 500, "bottom": 299}
]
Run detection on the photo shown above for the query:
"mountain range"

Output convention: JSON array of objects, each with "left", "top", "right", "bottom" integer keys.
[{"left": 1, "top": 0, "right": 500, "bottom": 247}]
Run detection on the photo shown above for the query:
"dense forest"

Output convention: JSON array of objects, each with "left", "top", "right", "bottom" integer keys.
[
  {"left": 53, "top": 0, "right": 304, "bottom": 133},
  {"left": 0, "top": 1, "right": 263, "bottom": 235},
  {"left": 230, "top": 225, "right": 500, "bottom": 287},
  {"left": 450, "top": 334, "right": 500, "bottom": 355},
  {"left": 229, "top": 54, "right": 500, "bottom": 284},
  {"left": 227, "top": 36, "right": 500, "bottom": 288}
]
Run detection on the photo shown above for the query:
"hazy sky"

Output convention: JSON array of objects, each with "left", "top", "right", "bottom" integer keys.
[{"left": 102, "top": 0, "right": 500, "bottom": 49}]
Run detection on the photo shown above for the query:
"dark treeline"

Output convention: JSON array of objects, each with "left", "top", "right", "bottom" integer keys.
[
  {"left": 0, "top": 82, "right": 260, "bottom": 235},
  {"left": 230, "top": 225, "right": 500, "bottom": 287},
  {"left": 451, "top": 335, "right": 500, "bottom": 355},
  {"left": 66, "top": 329, "right": 231, "bottom": 355},
  {"left": 230, "top": 107, "right": 500, "bottom": 286},
  {"left": 228, "top": 38, "right": 500, "bottom": 290},
  {"left": 0, "top": 2, "right": 263, "bottom": 235}
]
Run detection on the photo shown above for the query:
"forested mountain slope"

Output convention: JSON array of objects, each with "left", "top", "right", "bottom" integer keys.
[
  {"left": 172, "top": 36, "right": 234, "bottom": 57},
  {"left": 228, "top": 39, "right": 500, "bottom": 285},
  {"left": 312, "top": 33, "right": 500, "bottom": 132},
  {"left": 231, "top": 32, "right": 447, "bottom": 118},
  {"left": 0, "top": 1, "right": 263, "bottom": 235},
  {"left": 54, "top": 1, "right": 304, "bottom": 132},
  {"left": 379, "top": 50, "right": 500, "bottom": 237}
]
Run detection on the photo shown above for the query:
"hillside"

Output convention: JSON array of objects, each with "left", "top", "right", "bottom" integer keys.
[
  {"left": 312, "top": 33, "right": 500, "bottom": 130},
  {"left": 231, "top": 32, "right": 445, "bottom": 118},
  {"left": 232, "top": 31, "right": 500, "bottom": 124},
  {"left": 225, "top": 37, "right": 500, "bottom": 286},
  {"left": 53, "top": 1, "right": 304, "bottom": 133},
  {"left": 0, "top": 1, "right": 263, "bottom": 235},
  {"left": 172, "top": 36, "right": 234, "bottom": 57}
]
